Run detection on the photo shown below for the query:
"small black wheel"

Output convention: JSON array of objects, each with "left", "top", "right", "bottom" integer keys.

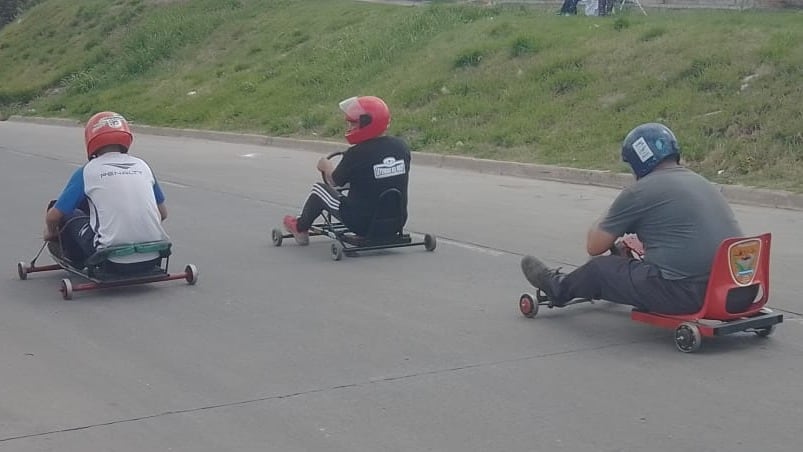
[
  {"left": 424, "top": 234, "right": 437, "bottom": 252},
  {"left": 674, "top": 322, "right": 701, "bottom": 353},
  {"left": 185, "top": 264, "right": 199, "bottom": 285},
  {"left": 60, "top": 278, "right": 73, "bottom": 300},
  {"left": 17, "top": 261, "right": 29, "bottom": 280},
  {"left": 519, "top": 293, "right": 538, "bottom": 318},
  {"left": 755, "top": 325, "right": 775, "bottom": 338},
  {"left": 271, "top": 228, "right": 283, "bottom": 247},
  {"left": 535, "top": 289, "right": 549, "bottom": 304},
  {"left": 331, "top": 242, "right": 344, "bottom": 261}
]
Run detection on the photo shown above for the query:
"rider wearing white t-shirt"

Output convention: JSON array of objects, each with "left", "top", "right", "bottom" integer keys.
[{"left": 44, "top": 112, "right": 169, "bottom": 268}]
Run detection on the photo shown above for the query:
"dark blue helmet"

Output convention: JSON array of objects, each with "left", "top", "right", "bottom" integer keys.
[{"left": 621, "top": 123, "right": 681, "bottom": 179}]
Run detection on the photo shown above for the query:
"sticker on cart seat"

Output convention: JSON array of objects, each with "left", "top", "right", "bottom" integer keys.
[{"left": 728, "top": 238, "right": 761, "bottom": 286}]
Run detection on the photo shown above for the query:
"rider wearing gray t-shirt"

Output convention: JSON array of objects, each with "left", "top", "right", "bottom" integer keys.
[{"left": 521, "top": 123, "right": 744, "bottom": 315}]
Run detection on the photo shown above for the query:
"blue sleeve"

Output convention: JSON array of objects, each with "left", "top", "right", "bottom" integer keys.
[
  {"left": 153, "top": 180, "right": 165, "bottom": 204},
  {"left": 53, "top": 167, "right": 85, "bottom": 213}
]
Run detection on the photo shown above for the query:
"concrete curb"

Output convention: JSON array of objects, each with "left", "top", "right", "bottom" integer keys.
[{"left": 7, "top": 115, "right": 803, "bottom": 211}]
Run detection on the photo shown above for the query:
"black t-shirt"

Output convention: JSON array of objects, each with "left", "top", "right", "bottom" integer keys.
[{"left": 331, "top": 135, "right": 411, "bottom": 234}]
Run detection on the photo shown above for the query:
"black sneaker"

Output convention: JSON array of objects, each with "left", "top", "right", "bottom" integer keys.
[{"left": 521, "top": 255, "right": 567, "bottom": 307}]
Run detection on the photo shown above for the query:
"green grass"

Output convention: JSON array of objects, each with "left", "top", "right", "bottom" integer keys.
[{"left": 1, "top": 0, "right": 802, "bottom": 191}]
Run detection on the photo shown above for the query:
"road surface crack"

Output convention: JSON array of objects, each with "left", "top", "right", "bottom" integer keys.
[{"left": 0, "top": 339, "right": 642, "bottom": 442}]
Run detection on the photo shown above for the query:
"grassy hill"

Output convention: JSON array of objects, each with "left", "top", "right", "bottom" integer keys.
[{"left": 1, "top": 0, "right": 801, "bottom": 191}]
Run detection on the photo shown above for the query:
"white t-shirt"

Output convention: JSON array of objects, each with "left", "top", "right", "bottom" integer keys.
[{"left": 54, "top": 152, "right": 169, "bottom": 263}]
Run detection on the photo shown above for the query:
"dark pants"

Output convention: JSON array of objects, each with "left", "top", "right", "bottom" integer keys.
[
  {"left": 556, "top": 256, "right": 707, "bottom": 315},
  {"left": 559, "top": 0, "right": 579, "bottom": 14},
  {"left": 59, "top": 210, "right": 96, "bottom": 264},
  {"left": 598, "top": 0, "right": 614, "bottom": 16},
  {"left": 58, "top": 214, "right": 161, "bottom": 274},
  {"left": 297, "top": 183, "right": 342, "bottom": 232}
]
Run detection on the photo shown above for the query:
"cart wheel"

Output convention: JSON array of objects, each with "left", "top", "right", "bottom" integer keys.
[
  {"left": 424, "top": 234, "right": 437, "bottom": 251},
  {"left": 17, "top": 261, "right": 29, "bottom": 280},
  {"left": 755, "top": 325, "right": 775, "bottom": 338},
  {"left": 535, "top": 289, "right": 549, "bottom": 304},
  {"left": 60, "top": 279, "right": 73, "bottom": 300},
  {"left": 185, "top": 264, "right": 199, "bottom": 285},
  {"left": 271, "top": 228, "right": 283, "bottom": 247},
  {"left": 674, "top": 322, "right": 701, "bottom": 353},
  {"left": 331, "top": 242, "right": 344, "bottom": 261},
  {"left": 519, "top": 293, "right": 538, "bottom": 318}
]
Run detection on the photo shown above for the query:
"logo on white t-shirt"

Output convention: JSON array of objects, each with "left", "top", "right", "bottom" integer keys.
[
  {"left": 100, "top": 162, "right": 143, "bottom": 178},
  {"left": 105, "top": 162, "right": 136, "bottom": 170},
  {"left": 373, "top": 157, "right": 406, "bottom": 179}
]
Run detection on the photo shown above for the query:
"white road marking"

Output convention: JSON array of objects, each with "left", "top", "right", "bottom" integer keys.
[
  {"left": 161, "top": 180, "right": 189, "bottom": 188},
  {"left": 438, "top": 237, "right": 506, "bottom": 256}
]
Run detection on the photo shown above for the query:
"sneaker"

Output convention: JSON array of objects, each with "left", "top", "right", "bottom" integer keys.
[
  {"left": 283, "top": 215, "right": 309, "bottom": 246},
  {"left": 521, "top": 255, "right": 567, "bottom": 307}
]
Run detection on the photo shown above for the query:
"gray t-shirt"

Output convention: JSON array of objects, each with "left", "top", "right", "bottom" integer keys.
[{"left": 599, "top": 167, "right": 742, "bottom": 280}]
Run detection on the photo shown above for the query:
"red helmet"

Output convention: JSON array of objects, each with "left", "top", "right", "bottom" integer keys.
[
  {"left": 339, "top": 96, "right": 391, "bottom": 145},
  {"left": 84, "top": 111, "right": 133, "bottom": 160}
]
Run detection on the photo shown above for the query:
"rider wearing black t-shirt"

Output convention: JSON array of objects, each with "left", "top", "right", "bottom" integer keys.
[{"left": 283, "top": 96, "right": 411, "bottom": 244}]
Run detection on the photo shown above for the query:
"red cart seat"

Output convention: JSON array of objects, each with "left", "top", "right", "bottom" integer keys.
[
  {"left": 691, "top": 233, "right": 770, "bottom": 321},
  {"left": 631, "top": 233, "right": 783, "bottom": 352}
]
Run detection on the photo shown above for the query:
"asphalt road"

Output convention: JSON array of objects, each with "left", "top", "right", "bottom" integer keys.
[{"left": 1, "top": 121, "right": 802, "bottom": 452}]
